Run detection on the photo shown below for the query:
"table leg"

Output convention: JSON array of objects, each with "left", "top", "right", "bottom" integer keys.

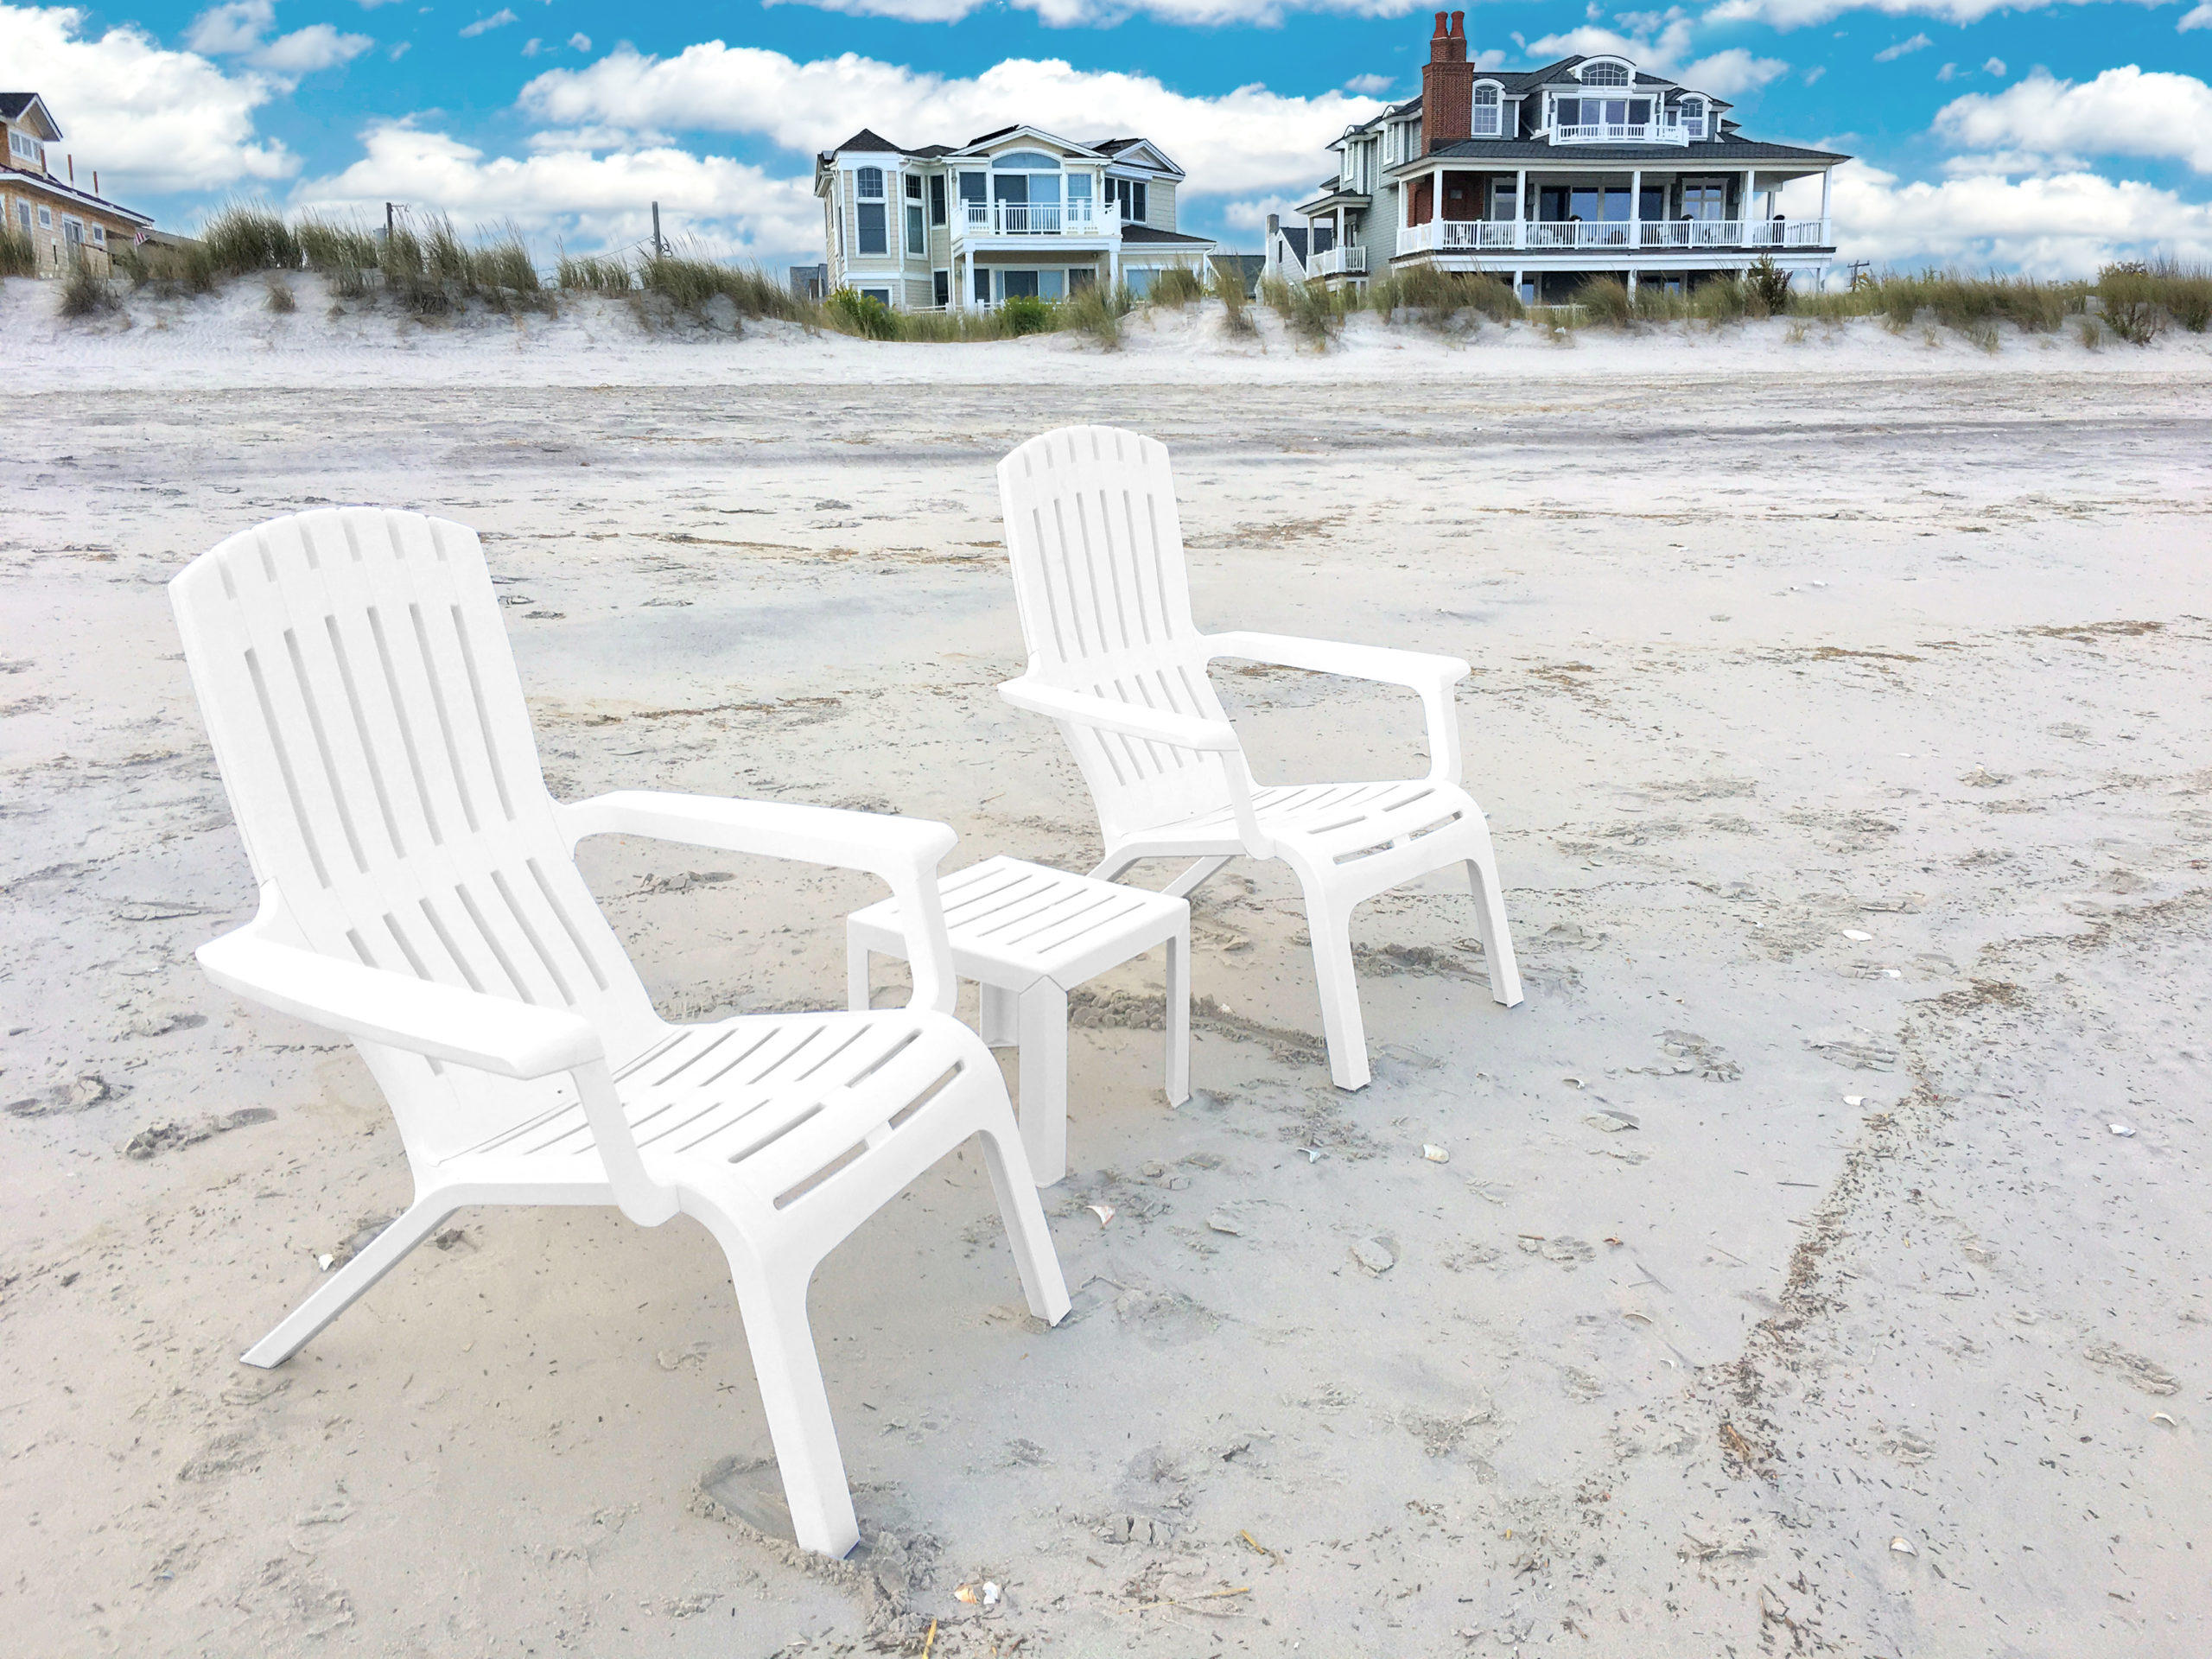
[
  {"left": 1017, "top": 982, "right": 1069, "bottom": 1186},
  {"left": 980, "top": 982, "right": 1020, "bottom": 1049},
  {"left": 1164, "top": 927, "right": 1191, "bottom": 1106},
  {"left": 845, "top": 926, "right": 872, "bottom": 1013}
]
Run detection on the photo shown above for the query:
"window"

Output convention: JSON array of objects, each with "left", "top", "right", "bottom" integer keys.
[
  {"left": 1069, "top": 266, "right": 1096, "bottom": 290},
  {"left": 1039, "top": 270, "right": 1065, "bottom": 300},
  {"left": 906, "top": 200, "right": 925, "bottom": 254},
  {"left": 8, "top": 129, "right": 43, "bottom": 167},
  {"left": 855, "top": 166, "right": 887, "bottom": 255},
  {"left": 1001, "top": 270, "right": 1039, "bottom": 299},
  {"left": 1472, "top": 84, "right": 1501, "bottom": 137},
  {"left": 932, "top": 269, "right": 949, "bottom": 308},
  {"left": 993, "top": 150, "right": 1058, "bottom": 170},
  {"left": 1681, "top": 180, "right": 1726, "bottom": 220},
  {"left": 1109, "top": 178, "right": 1147, "bottom": 223},
  {"left": 973, "top": 264, "right": 990, "bottom": 303},
  {"left": 860, "top": 287, "right": 893, "bottom": 308},
  {"left": 957, "top": 171, "right": 986, "bottom": 225},
  {"left": 1679, "top": 98, "right": 1707, "bottom": 140},
  {"left": 14, "top": 201, "right": 29, "bottom": 231},
  {"left": 91, "top": 225, "right": 105, "bottom": 245},
  {"left": 1066, "top": 172, "right": 1092, "bottom": 222},
  {"left": 1124, "top": 267, "right": 1155, "bottom": 299},
  {"left": 37, "top": 204, "right": 52, "bottom": 228},
  {"left": 1581, "top": 60, "right": 1630, "bottom": 86},
  {"left": 930, "top": 174, "right": 946, "bottom": 226},
  {"left": 906, "top": 174, "right": 922, "bottom": 200}
]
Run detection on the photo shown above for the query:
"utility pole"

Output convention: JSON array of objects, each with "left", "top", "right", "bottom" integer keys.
[
  {"left": 385, "top": 201, "right": 395, "bottom": 241},
  {"left": 651, "top": 200, "right": 664, "bottom": 258}
]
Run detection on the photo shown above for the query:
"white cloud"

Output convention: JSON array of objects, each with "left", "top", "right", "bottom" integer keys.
[
  {"left": 569, "top": 31, "right": 591, "bottom": 50},
  {"left": 1707, "top": 0, "right": 2149, "bottom": 28},
  {"left": 1833, "top": 158, "right": 2212, "bottom": 272},
  {"left": 293, "top": 121, "right": 822, "bottom": 257},
  {"left": 1223, "top": 194, "right": 1305, "bottom": 229},
  {"left": 1677, "top": 47, "right": 1791, "bottom": 93},
  {"left": 3, "top": 3, "right": 294, "bottom": 192},
  {"left": 459, "top": 8, "right": 518, "bottom": 36},
  {"left": 2180, "top": 1, "right": 2212, "bottom": 25},
  {"left": 1873, "top": 30, "right": 1931, "bottom": 57},
  {"left": 1933, "top": 67, "right": 2212, "bottom": 174},
  {"left": 521, "top": 35, "right": 544, "bottom": 55},
  {"left": 1937, "top": 60, "right": 1960, "bottom": 78},
  {"left": 1803, "top": 62, "right": 1826, "bottom": 81},
  {"left": 1343, "top": 73, "right": 1395, "bottom": 93},
  {"left": 766, "top": 0, "right": 1423, "bottom": 21},
  {"left": 1983, "top": 54, "right": 2006, "bottom": 73},
  {"left": 518, "top": 45, "right": 1388, "bottom": 197},
  {"left": 187, "top": 0, "right": 371, "bottom": 77}
]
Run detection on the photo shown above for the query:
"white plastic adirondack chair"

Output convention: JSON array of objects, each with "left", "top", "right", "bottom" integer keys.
[
  {"left": 171, "top": 507, "right": 1069, "bottom": 1560},
  {"left": 995, "top": 425, "right": 1522, "bottom": 1091}
]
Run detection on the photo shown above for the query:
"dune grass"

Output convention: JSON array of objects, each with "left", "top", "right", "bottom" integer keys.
[
  {"left": 0, "top": 225, "right": 37, "bottom": 278},
  {"left": 638, "top": 250, "right": 804, "bottom": 321},
  {"left": 58, "top": 257, "right": 116, "bottom": 317},
  {"left": 1367, "top": 264, "right": 1522, "bottom": 329},
  {"left": 1262, "top": 275, "right": 1354, "bottom": 346},
  {"left": 1210, "top": 261, "right": 1257, "bottom": 339},
  {"left": 1145, "top": 264, "right": 1208, "bottom": 308}
]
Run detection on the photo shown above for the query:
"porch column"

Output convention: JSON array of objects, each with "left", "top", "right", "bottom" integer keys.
[
  {"left": 1742, "top": 168, "right": 1757, "bottom": 235},
  {"left": 1629, "top": 165, "right": 1642, "bottom": 273},
  {"left": 1819, "top": 167, "right": 1832, "bottom": 240},
  {"left": 1514, "top": 167, "right": 1527, "bottom": 250}
]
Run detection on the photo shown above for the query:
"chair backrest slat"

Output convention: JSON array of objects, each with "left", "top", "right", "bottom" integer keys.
[
  {"left": 174, "top": 508, "right": 658, "bottom": 1158},
  {"left": 999, "top": 427, "right": 1240, "bottom": 840}
]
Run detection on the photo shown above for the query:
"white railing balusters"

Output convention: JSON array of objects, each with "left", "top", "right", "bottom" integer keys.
[{"left": 1394, "top": 218, "right": 1832, "bottom": 257}]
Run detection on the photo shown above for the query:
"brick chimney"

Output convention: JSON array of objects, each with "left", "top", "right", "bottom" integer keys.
[{"left": 1420, "top": 11, "right": 1473, "bottom": 155}]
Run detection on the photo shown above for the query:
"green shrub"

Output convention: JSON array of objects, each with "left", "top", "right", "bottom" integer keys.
[
  {"left": 2096, "top": 260, "right": 2212, "bottom": 341},
  {"left": 1745, "top": 254, "right": 1792, "bottom": 316},
  {"left": 118, "top": 238, "right": 219, "bottom": 296},
  {"left": 0, "top": 225, "right": 35, "bottom": 277},
  {"left": 1209, "top": 261, "right": 1256, "bottom": 338},
  {"left": 1691, "top": 275, "right": 1749, "bottom": 323},
  {"left": 825, "top": 285, "right": 897, "bottom": 339},
  {"left": 998, "top": 294, "right": 1057, "bottom": 335},
  {"left": 199, "top": 202, "right": 300, "bottom": 276},
  {"left": 641, "top": 250, "right": 809, "bottom": 321}
]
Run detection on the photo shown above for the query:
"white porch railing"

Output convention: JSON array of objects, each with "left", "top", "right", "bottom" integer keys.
[
  {"left": 1548, "top": 122, "right": 1694, "bottom": 147},
  {"left": 960, "top": 200, "right": 1117, "bottom": 238},
  {"left": 1396, "top": 218, "right": 1832, "bottom": 256},
  {"left": 1307, "top": 245, "right": 1367, "bottom": 277}
]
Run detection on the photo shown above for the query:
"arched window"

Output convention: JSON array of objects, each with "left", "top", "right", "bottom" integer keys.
[
  {"left": 992, "top": 150, "right": 1059, "bottom": 170},
  {"left": 1678, "top": 97, "right": 1707, "bottom": 140},
  {"left": 1472, "top": 83, "right": 1501, "bottom": 137},
  {"left": 855, "top": 166, "right": 884, "bottom": 199},
  {"left": 854, "top": 167, "right": 887, "bottom": 255},
  {"left": 1580, "top": 60, "right": 1630, "bottom": 86}
]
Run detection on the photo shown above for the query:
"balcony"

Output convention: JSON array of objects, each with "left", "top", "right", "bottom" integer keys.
[
  {"left": 1307, "top": 245, "right": 1367, "bottom": 278},
  {"left": 1396, "top": 218, "right": 1833, "bottom": 256},
  {"left": 959, "top": 200, "right": 1119, "bottom": 238},
  {"left": 1548, "top": 122, "right": 1694, "bottom": 147}
]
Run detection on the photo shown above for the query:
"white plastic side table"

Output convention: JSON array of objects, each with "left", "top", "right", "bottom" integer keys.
[{"left": 846, "top": 856, "right": 1190, "bottom": 1185}]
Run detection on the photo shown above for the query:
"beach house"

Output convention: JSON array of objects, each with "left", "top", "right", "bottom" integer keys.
[
  {"left": 812, "top": 126, "right": 1216, "bottom": 311},
  {"left": 1269, "top": 13, "right": 1847, "bottom": 301},
  {"left": 1, "top": 93, "right": 154, "bottom": 276}
]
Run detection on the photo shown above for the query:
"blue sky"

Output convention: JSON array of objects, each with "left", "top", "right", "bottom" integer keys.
[{"left": 11, "top": 0, "right": 2212, "bottom": 272}]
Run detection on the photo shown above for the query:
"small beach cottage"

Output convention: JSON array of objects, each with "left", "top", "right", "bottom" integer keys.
[
  {"left": 1, "top": 93, "right": 154, "bottom": 276},
  {"left": 1268, "top": 14, "right": 1847, "bottom": 301},
  {"left": 812, "top": 126, "right": 1216, "bottom": 311}
]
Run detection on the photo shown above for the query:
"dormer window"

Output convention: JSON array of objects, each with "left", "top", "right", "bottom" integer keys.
[
  {"left": 1472, "top": 84, "right": 1501, "bottom": 137},
  {"left": 9, "top": 129, "right": 45, "bottom": 168},
  {"left": 1678, "top": 97, "right": 1707, "bottom": 140},
  {"left": 1580, "top": 60, "right": 1630, "bottom": 86}
]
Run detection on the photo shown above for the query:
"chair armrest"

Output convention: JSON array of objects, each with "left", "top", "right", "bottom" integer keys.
[
  {"left": 998, "top": 677, "right": 1240, "bottom": 753},
  {"left": 560, "top": 791, "right": 962, "bottom": 1015},
  {"left": 198, "top": 930, "right": 601, "bottom": 1079},
  {"left": 999, "top": 677, "right": 1271, "bottom": 859},
  {"left": 196, "top": 925, "right": 678, "bottom": 1227},
  {"left": 1204, "top": 630, "right": 1469, "bottom": 786}
]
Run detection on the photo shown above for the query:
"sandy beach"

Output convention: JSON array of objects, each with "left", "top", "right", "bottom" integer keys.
[{"left": 4, "top": 277, "right": 2209, "bottom": 1656}]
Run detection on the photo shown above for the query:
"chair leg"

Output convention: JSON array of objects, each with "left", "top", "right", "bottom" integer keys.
[
  {"left": 973, "top": 1104, "right": 1074, "bottom": 1326},
  {"left": 1016, "top": 982, "right": 1070, "bottom": 1185},
  {"left": 979, "top": 982, "right": 1020, "bottom": 1049},
  {"left": 845, "top": 927, "right": 873, "bottom": 1014},
  {"left": 1462, "top": 820, "right": 1523, "bottom": 1007},
  {"left": 1163, "top": 855, "right": 1234, "bottom": 900},
  {"left": 1298, "top": 881, "right": 1372, "bottom": 1092},
  {"left": 723, "top": 1254, "right": 862, "bottom": 1560},
  {"left": 1163, "top": 929, "right": 1191, "bottom": 1106},
  {"left": 240, "top": 1193, "right": 461, "bottom": 1368}
]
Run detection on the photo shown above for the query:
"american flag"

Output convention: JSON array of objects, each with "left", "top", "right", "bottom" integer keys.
[{"left": 134, "top": 228, "right": 149, "bottom": 246}]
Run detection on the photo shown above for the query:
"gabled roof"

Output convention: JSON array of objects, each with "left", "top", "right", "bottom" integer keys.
[
  {"left": 828, "top": 128, "right": 906, "bottom": 156},
  {"left": 1087, "top": 137, "right": 1184, "bottom": 178},
  {"left": 1, "top": 92, "right": 63, "bottom": 141},
  {"left": 1121, "top": 223, "right": 1213, "bottom": 247},
  {"left": 950, "top": 124, "right": 1108, "bottom": 161}
]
